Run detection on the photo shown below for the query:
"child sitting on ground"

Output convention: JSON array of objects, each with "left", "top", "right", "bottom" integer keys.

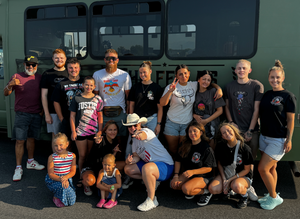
[
  {"left": 96, "top": 154, "right": 122, "bottom": 209},
  {"left": 45, "top": 133, "right": 76, "bottom": 207}
]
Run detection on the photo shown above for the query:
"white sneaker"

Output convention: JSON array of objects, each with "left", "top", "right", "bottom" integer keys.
[
  {"left": 26, "top": 160, "right": 45, "bottom": 170},
  {"left": 13, "top": 168, "right": 23, "bottom": 181},
  {"left": 84, "top": 186, "right": 93, "bottom": 196},
  {"left": 248, "top": 186, "right": 258, "bottom": 201},
  {"left": 137, "top": 196, "right": 159, "bottom": 211}
]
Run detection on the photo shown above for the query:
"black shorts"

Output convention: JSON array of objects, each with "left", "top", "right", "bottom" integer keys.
[{"left": 76, "top": 134, "right": 95, "bottom": 141}]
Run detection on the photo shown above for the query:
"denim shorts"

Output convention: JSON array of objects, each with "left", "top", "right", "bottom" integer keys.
[
  {"left": 144, "top": 114, "right": 157, "bottom": 132},
  {"left": 136, "top": 160, "right": 174, "bottom": 181},
  {"left": 46, "top": 114, "right": 61, "bottom": 135},
  {"left": 12, "top": 111, "right": 42, "bottom": 140},
  {"left": 259, "top": 134, "right": 285, "bottom": 161},
  {"left": 163, "top": 117, "right": 188, "bottom": 136}
]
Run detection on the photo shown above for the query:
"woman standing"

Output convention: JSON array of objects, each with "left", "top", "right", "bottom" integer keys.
[
  {"left": 258, "top": 60, "right": 296, "bottom": 210},
  {"left": 171, "top": 121, "right": 216, "bottom": 206}
]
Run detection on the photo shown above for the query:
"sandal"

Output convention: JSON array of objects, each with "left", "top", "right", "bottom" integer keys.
[{"left": 77, "top": 179, "right": 83, "bottom": 188}]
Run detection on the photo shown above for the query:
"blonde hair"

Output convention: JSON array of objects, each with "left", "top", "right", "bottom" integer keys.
[
  {"left": 103, "top": 154, "right": 116, "bottom": 163},
  {"left": 139, "top": 61, "right": 152, "bottom": 70},
  {"left": 269, "top": 60, "right": 285, "bottom": 77},
  {"left": 236, "top": 59, "right": 251, "bottom": 68},
  {"left": 216, "top": 123, "right": 244, "bottom": 147},
  {"left": 53, "top": 132, "right": 69, "bottom": 144}
]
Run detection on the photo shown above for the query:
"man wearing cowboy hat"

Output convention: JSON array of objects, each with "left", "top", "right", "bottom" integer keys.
[
  {"left": 123, "top": 113, "right": 174, "bottom": 212},
  {"left": 4, "top": 55, "right": 45, "bottom": 182}
]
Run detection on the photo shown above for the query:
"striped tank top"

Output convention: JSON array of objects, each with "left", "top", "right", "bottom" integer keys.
[{"left": 53, "top": 152, "right": 74, "bottom": 175}]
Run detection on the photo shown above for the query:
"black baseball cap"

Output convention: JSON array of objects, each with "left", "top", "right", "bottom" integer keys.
[{"left": 24, "top": 55, "right": 38, "bottom": 64}]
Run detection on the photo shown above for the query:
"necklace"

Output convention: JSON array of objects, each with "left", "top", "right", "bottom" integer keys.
[
  {"left": 142, "top": 84, "right": 150, "bottom": 94},
  {"left": 227, "top": 144, "right": 235, "bottom": 153}
]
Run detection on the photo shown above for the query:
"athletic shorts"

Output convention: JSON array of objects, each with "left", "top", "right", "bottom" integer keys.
[
  {"left": 259, "top": 134, "right": 285, "bottom": 161},
  {"left": 46, "top": 114, "right": 61, "bottom": 135},
  {"left": 163, "top": 117, "right": 189, "bottom": 136},
  {"left": 76, "top": 134, "right": 95, "bottom": 141},
  {"left": 136, "top": 160, "right": 174, "bottom": 181},
  {"left": 12, "top": 111, "right": 42, "bottom": 140}
]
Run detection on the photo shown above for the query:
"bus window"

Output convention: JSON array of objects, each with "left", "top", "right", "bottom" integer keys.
[
  {"left": 25, "top": 4, "right": 87, "bottom": 59},
  {"left": 167, "top": 0, "right": 259, "bottom": 59},
  {"left": 90, "top": 0, "right": 164, "bottom": 60},
  {"left": 0, "top": 36, "right": 3, "bottom": 79}
]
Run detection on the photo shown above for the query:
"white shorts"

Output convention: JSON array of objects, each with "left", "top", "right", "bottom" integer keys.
[
  {"left": 259, "top": 134, "right": 285, "bottom": 161},
  {"left": 46, "top": 114, "right": 61, "bottom": 135}
]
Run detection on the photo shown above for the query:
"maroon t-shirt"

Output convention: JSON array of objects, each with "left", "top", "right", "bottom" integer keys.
[{"left": 7, "top": 72, "right": 42, "bottom": 113}]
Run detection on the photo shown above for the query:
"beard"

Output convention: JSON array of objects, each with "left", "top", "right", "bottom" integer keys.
[
  {"left": 106, "top": 63, "right": 118, "bottom": 73},
  {"left": 25, "top": 68, "right": 37, "bottom": 76},
  {"left": 54, "top": 62, "right": 65, "bottom": 69}
]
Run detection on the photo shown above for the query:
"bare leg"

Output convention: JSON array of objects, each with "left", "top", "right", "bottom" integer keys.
[
  {"left": 124, "top": 164, "right": 142, "bottom": 179},
  {"left": 116, "top": 161, "right": 126, "bottom": 173},
  {"left": 231, "top": 177, "right": 250, "bottom": 195},
  {"left": 15, "top": 140, "right": 25, "bottom": 166},
  {"left": 208, "top": 175, "right": 223, "bottom": 195},
  {"left": 100, "top": 190, "right": 106, "bottom": 200},
  {"left": 182, "top": 177, "right": 207, "bottom": 196},
  {"left": 110, "top": 188, "right": 118, "bottom": 201},
  {"left": 26, "top": 138, "right": 35, "bottom": 159},
  {"left": 142, "top": 163, "right": 160, "bottom": 200},
  {"left": 258, "top": 153, "right": 278, "bottom": 198},
  {"left": 165, "top": 135, "right": 180, "bottom": 158},
  {"left": 75, "top": 139, "right": 88, "bottom": 174}
]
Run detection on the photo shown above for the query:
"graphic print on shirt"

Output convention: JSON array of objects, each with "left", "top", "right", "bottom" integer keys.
[
  {"left": 237, "top": 154, "right": 243, "bottom": 165},
  {"left": 54, "top": 77, "right": 66, "bottom": 83},
  {"left": 136, "top": 146, "right": 151, "bottom": 162},
  {"left": 103, "top": 79, "right": 121, "bottom": 95},
  {"left": 192, "top": 152, "right": 201, "bottom": 163},
  {"left": 64, "top": 84, "right": 83, "bottom": 106},
  {"left": 76, "top": 96, "right": 103, "bottom": 136},
  {"left": 271, "top": 96, "right": 283, "bottom": 106},
  {"left": 173, "top": 87, "right": 195, "bottom": 107},
  {"left": 233, "top": 91, "right": 248, "bottom": 114},
  {"left": 147, "top": 91, "right": 154, "bottom": 100}
]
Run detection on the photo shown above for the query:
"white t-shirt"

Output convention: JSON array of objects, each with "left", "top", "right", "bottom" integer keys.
[
  {"left": 93, "top": 68, "right": 132, "bottom": 112},
  {"left": 162, "top": 81, "right": 197, "bottom": 124},
  {"left": 132, "top": 128, "right": 174, "bottom": 166}
]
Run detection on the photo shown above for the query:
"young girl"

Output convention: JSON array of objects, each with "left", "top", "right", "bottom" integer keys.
[
  {"left": 193, "top": 70, "right": 225, "bottom": 149},
  {"left": 69, "top": 76, "right": 103, "bottom": 188},
  {"left": 45, "top": 133, "right": 76, "bottom": 207},
  {"left": 96, "top": 154, "right": 122, "bottom": 209},
  {"left": 171, "top": 121, "right": 216, "bottom": 206},
  {"left": 258, "top": 60, "right": 296, "bottom": 210},
  {"left": 209, "top": 123, "right": 254, "bottom": 209}
]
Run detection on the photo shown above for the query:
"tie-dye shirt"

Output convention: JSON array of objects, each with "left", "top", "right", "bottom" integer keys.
[{"left": 69, "top": 94, "right": 103, "bottom": 136}]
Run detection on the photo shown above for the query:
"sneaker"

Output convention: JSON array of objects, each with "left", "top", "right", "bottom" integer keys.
[
  {"left": 248, "top": 186, "right": 258, "bottom": 201},
  {"left": 84, "top": 186, "right": 93, "bottom": 196},
  {"left": 103, "top": 200, "right": 118, "bottom": 209},
  {"left": 53, "top": 197, "right": 65, "bottom": 208},
  {"left": 137, "top": 196, "right": 159, "bottom": 212},
  {"left": 197, "top": 193, "right": 213, "bottom": 206},
  {"left": 237, "top": 195, "right": 249, "bottom": 209},
  {"left": 258, "top": 193, "right": 270, "bottom": 204},
  {"left": 13, "top": 168, "right": 23, "bottom": 181},
  {"left": 229, "top": 190, "right": 236, "bottom": 196},
  {"left": 185, "top": 195, "right": 195, "bottom": 200},
  {"left": 122, "top": 175, "right": 133, "bottom": 189},
  {"left": 26, "top": 160, "right": 45, "bottom": 170},
  {"left": 96, "top": 199, "right": 106, "bottom": 208},
  {"left": 260, "top": 194, "right": 283, "bottom": 210}
]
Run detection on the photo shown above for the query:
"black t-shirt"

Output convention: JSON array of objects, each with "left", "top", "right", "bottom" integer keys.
[
  {"left": 51, "top": 77, "right": 84, "bottom": 119},
  {"left": 260, "top": 89, "right": 296, "bottom": 138},
  {"left": 175, "top": 140, "right": 216, "bottom": 178},
  {"left": 40, "top": 68, "right": 68, "bottom": 114},
  {"left": 215, "top": 142, "right": 254, "bottom": 179},
  {"left": 128, "top": 82, "right": 162, "bottom": 117},
  {"left": 83, "top": 135, "right": 118, "bottom": 174}
]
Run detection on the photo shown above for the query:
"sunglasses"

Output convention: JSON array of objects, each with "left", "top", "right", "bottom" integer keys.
[
  {"left": 105, "top": 56, "right": 118, "bottom": 62},
  {"left": 26, "top": 63, "right": 37, "bottom": 67}
]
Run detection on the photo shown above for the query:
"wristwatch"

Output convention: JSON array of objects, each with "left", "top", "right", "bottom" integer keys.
[{"left": 249, "top": 129, "right": 254, "bottom": 133}]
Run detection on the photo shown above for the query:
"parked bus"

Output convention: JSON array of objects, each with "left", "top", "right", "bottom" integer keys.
[{"left": 1, "top": 0, "right": 300, "bottom": 163}]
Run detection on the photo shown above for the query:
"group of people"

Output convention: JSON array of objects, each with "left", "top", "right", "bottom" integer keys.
[{"left": 4, "top": 48, "right": 296, "bottom": 212}]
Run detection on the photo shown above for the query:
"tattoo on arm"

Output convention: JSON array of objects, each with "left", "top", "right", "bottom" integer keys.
[{"left": 286, "top": 129, "right": 291, "bottom": 142}]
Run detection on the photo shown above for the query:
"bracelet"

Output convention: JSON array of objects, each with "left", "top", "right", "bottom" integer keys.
[
  {"left": 5, "top": 85, "right": 12, "bottom": 91},
  {"left": 174, "top": 173, "right": 179, "bottom": 175},
  {"left": 157, "top": 122, "right": 161, "bottom": 125},
  {"left": 236, "top": 173, "right": 239, "bottom": 178}
]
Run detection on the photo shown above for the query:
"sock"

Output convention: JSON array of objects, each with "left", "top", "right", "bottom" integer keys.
[
  {"left": 16, "top": 165, "right": 22, "bottom": 169},
  {"left": 203, "top": 189, "right": 209, "bottom": 194},
  {"left": 27, "top": 158, "right": 34, "bottom": 163},
  {"left": 241, "top": 193, "right": 248, "bottom": 198}
]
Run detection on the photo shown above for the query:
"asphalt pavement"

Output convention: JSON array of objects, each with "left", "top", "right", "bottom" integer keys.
[{"left": 0, "top": 133, "right": 300, "bottom": 219}]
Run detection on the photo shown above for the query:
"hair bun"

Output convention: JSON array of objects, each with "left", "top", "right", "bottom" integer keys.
[
  {"left": 274, "top": 60, "right": 283, "bottom": 69},
  {"left": 143, "top": 61, "right": 152, "bottom": 67}
]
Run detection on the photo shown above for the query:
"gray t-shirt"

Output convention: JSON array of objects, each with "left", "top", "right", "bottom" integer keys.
[
  {"left": 224, "top": 79, "right": 264, "bottom": 132},
  {"left": 193, "top": 87, "right": 226, "bottom": 138}
]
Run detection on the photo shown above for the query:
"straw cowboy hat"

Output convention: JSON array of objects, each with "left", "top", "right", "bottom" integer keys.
[{"left": 122, "top": 113, "right": 147, "bottom": 126}]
